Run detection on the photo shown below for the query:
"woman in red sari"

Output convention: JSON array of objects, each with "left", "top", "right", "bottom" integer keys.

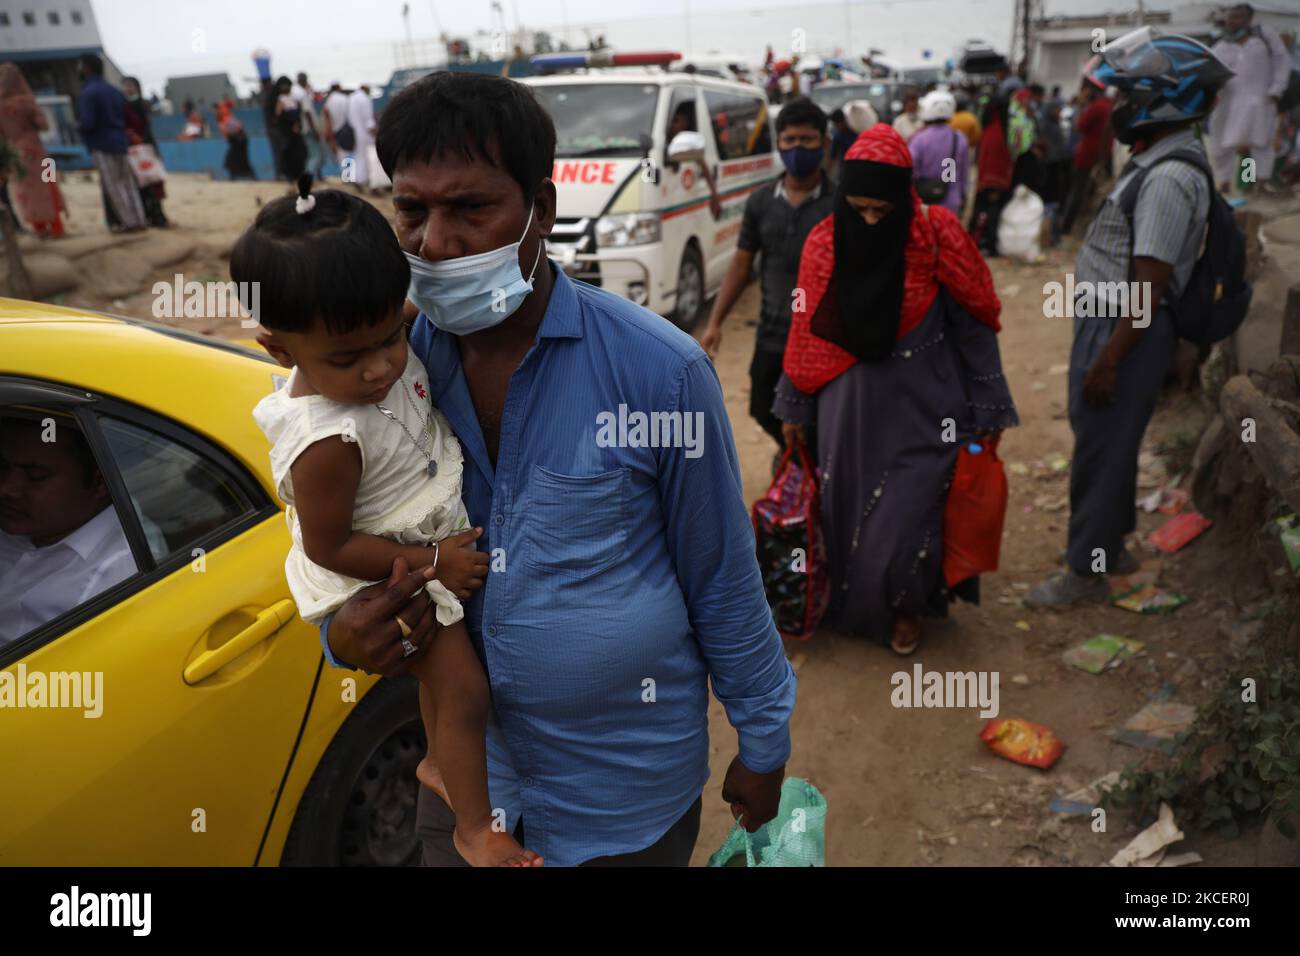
[{"left": 0, "top": 63, "right": 66, "bottom": 238}]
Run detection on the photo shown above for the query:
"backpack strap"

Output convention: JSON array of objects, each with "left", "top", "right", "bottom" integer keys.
[{"left": 1117, "top": 146, "right": 1214, "bottom": 283}]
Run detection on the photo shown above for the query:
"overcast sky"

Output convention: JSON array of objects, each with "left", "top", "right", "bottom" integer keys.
[{"left": 91, "top": 0, "right": 1228, "bottom": 98}]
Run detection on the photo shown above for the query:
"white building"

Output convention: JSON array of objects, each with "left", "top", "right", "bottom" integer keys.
[{"left": 0, "top": 1, "right": 122, "bottom": 95}]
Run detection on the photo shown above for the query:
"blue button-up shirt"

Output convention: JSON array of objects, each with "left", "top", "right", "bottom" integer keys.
[
  {"left": 323, "top": 265, "right": 795, "bottom": 866},
  {"left": 77, "top": 77, "right": 128, "bottom": 155}
]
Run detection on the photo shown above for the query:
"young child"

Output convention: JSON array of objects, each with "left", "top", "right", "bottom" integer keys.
[{"left": 236, "top": 176, "right": 540, "bottom": 867}]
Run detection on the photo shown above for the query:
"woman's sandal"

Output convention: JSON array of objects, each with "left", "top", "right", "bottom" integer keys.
[{"left": 889, "top": 615, "right": 922, "bottom": 656}]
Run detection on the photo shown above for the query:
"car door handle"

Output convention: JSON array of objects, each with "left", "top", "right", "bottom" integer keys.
[{"left": 183, "top": 599, "right": 297, "bottom": 685}]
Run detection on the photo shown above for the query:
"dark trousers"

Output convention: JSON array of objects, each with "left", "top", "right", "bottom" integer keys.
[
  {"left": 1060, "top": 165, "right": 1095, "bottom": 236},
  {"left": 750, "top": 345, "right": 787, "bottom": 447},
  {"left": 1066, "top": 309, "right": 1175, "bottom": 575},
  {"left": 969, "top": 188, "right": 1008, "bottom": 254},
  {"left": 140, "top": 184, "right": 168, "bottom": 227},
  {"left": 415, "top": 785, "right": 703, "bottom": 867}
]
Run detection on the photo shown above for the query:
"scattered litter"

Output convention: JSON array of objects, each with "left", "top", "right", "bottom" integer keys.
[
  {"left": 1032, "top": 493, "right": 1068, "bottom": 512},
  {"left": 1031, "top": 381, "right": 1046, "bottom": 392},
  {"left": 1138, "top": 485, "right": 1189, "bottom": 515},
  {"left": 1116, "top": 701, "right": 1197, "bottom": 753},
  {"left": 1277, "top": 514, "right": 1300, "bottom": 572},
  {"left": 980, "top": 718, "right": 1065, "bottom": 769},
  {"left": 1111, "top": 583, "right": 1189, "bottom": 614},
  {"left": 1063, "top": 634, "right": 1145, "bottom": 674},
  {"left": 1002, "top": 284, "right": 1021, "bottom": 297},
  {"left": 1108, "top": 802, "right": 1200, "bottom": 867},
  {"left": 1011, "top": 673, "right": 1030, "bottom": 685},
  {"left": 1014, "top": 620, "right": 1031, "bottom": 631},
  {"left": 1158, "top": 488, "right": 1190, "bottom": 515},
  {"left": 1108, "top": 569, "right": 1158, "bottom": 595},
  {"left": 1048, "top": 455, "right": 1070, "bottom": 473},
  {"left": 1148, "top": 511, "right": 1212, "bottom": 553},
  {"left": 1048, "top": 363, "right": 1069, "bottom": 375},
  {"left": 1049, "top": 798, "right": 1093, "bottom": 816},
  {"left": 1007, "top": 461, "right": 1029, "bottom": 477},
  {"left": 1051, "top": 770, "right": 1121, "bottom": 816}
]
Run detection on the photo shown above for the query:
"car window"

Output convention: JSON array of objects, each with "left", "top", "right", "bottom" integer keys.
[
  {"left": 664, "top": 85, "right": 698, "bottom": 146},
  {"left": 0, "top": 403, "right": 140, "bottom": 650},
  {"left": 704, "top": 90, "right": 772, "bottom": 160},
  {"left": 97, "top": 415, "right": 257, "bottom": 563}
]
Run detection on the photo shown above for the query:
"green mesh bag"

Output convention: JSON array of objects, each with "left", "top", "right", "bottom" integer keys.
[{"left": 707, "top": 777, "right": 826, "bottom": 867}]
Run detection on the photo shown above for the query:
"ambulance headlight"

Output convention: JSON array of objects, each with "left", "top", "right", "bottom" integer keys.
[{"left": 596, "top": 212, "right": 661, "bottom": 247}]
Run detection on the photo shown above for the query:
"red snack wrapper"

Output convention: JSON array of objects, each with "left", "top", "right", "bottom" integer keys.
[
  {"left": 1148, "top": 511, "right": 1212, "bottom": 554},
  {"left": 980, "top": 718, "right": 1066, "bottom": 769}
]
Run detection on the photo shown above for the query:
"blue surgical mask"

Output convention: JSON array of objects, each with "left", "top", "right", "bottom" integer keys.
[
  {"left": 779, "top": 145, "right": 824, "bottom": 177},
  {"left": 405, "top": 206, "right": 543, "bottom": 335}
]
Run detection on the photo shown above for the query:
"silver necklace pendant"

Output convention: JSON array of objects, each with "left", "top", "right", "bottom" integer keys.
[{"left": 426, "top": 459, "right": 438, "bottom": 477}]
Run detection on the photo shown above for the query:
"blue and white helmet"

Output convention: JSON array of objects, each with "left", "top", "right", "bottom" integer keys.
[{"left": 1087, "top": 26, "right": 1233, "bottom": 132}]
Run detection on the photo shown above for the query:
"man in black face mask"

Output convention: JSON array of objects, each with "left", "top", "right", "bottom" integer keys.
[
  {"left": 1027, "top": 29, "right": 1232, "bottom": 607},
  {"left": 701, "top": 96, "right": 835, "bottom": 458}
]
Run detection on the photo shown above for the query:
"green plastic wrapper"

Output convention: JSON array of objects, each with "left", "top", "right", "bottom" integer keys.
[{"left": 707, "top": 777, "right": 827, "bottom": 867}]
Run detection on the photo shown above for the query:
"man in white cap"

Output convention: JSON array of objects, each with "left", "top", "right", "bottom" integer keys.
[{"left": 908, "top": 89, "right": 968, "bottom": 214}]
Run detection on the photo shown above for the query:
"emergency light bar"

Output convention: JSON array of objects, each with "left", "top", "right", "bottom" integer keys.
[{"left": 531, "top": 50, "right": 682, "bottom": 71}]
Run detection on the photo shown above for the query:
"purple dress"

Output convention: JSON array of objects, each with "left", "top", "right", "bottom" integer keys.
[{"left": 772, "top": 291, "right": 1018, "bottom": 642}]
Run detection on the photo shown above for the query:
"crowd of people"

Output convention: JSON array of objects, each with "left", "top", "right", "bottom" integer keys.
[
  {"left": 0, "top": 53, "right": 168, "bottom": 237},
  {"left": 177, "top": 73, "right": 382, "bottom": 191}
]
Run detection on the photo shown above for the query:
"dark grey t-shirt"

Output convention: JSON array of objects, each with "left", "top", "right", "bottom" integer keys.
[{"left": 738, "top": 173, "right": 837, "bottom": 353}]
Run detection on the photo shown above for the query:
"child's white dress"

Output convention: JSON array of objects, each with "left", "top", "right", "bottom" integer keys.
[{"left": 252, "top": 350, "right": 469, "bottom": 626}]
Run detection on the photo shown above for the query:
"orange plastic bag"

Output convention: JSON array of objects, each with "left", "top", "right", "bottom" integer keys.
[
  {"left": 942, "top": 436, "right": 1008, "bottom": 589},
  {"left": 980, "top": 718, "right": 1065, "bottom": 769}
]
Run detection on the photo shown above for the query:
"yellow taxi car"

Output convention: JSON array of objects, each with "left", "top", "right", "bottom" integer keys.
[{"left": 0, "top": 299, "right": 424, "bottom": 865}]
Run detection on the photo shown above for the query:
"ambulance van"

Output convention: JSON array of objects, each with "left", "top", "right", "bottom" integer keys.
[{"left": 523, "top": 53, "right": 779, "bottom": 329}]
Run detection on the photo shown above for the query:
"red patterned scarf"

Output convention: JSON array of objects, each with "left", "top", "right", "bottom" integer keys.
[{"left": 783, "top": 123, "right": 1002, "bottom": 394}]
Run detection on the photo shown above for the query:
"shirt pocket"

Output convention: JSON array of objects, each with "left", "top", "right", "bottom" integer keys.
[{"left": 521, "top": 465, "right": 629, "bottom": 580}]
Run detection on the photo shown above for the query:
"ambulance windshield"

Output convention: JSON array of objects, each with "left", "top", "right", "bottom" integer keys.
[{"left": 534, "top": 84, "right": 659, "bottom": 158}]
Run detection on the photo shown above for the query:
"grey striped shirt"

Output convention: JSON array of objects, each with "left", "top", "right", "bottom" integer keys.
[{"left": 1073, "top": 129, "right": 1211, "bottom": 317}]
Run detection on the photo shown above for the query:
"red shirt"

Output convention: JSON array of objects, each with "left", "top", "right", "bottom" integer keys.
[{"left": 1074, "top": 97, "right": 1113, "bottom": 171}]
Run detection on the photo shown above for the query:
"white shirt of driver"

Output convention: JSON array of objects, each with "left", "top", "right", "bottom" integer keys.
[{"left": 0, "top": 506, "right": 138, "bottom": 649}]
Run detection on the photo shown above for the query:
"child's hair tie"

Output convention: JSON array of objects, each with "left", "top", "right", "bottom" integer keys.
[{"left": 295, "top": 173, "right": 316, "bottom": 214}]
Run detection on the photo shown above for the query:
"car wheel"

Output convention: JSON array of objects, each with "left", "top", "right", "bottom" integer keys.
[
  {"left": 671, "top": 243, "right": 706, "bottom": 331},
  {"left": 280, "top": 675, "right": 425, "bottom": 866}
]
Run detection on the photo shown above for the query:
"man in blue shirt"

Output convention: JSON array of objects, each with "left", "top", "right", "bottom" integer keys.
[
  {"left": 322, "top": 72, "right": 796, "bottom": 867},
  {"left": 76, "top": 53, "right": 145, "bottom": 232}
]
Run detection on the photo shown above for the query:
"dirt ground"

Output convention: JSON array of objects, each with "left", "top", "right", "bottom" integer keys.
[{"left": 42, "top": 170, "right": 1275, "bottom": 866}]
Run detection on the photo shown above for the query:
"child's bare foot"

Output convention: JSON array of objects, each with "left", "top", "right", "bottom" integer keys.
[
  {"left": 453, "top": 823, "right": 543, "bottom": 867},
  {"left": 416, "top": 757, "right": 451, "bottom": 808}
]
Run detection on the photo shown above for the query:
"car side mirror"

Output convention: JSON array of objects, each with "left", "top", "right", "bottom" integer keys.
[{"left": 667, "top": 130, "right": 706, "bottom": 165}]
